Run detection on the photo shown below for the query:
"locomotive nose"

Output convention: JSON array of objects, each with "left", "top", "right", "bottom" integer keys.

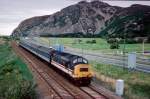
[{"left": 74, "top": 64, "right": 93, "bottom": 78}]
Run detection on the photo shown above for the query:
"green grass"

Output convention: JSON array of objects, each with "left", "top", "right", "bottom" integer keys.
[
  {"left": 0, "top": 40, "right": 36, "bottom": 99},
  {"left": 38, "top": 37, "right": 150, "bottom": 53},
  {"left": 90, "top": 61, "right": 150, "bottom": 99}
]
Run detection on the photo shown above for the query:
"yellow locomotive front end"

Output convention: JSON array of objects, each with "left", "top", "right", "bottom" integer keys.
[
  {"left": 73, "top": 64, "right": 93, "bottom": 85},
  {"left": 74, "top": 64, "right": 92, "bottom": 78}
]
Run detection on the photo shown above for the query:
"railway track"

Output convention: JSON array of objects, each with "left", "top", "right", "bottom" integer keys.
[
  {"left": 12, "top": 41, "right": 122, "bottom": 99},
  {"left": 80, "top": 87, "right": 106, "bottom": 99}
]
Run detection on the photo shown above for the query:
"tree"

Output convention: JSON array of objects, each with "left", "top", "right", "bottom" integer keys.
[{"left": 107, "top": 38, "right": 120, "bottom": 49}]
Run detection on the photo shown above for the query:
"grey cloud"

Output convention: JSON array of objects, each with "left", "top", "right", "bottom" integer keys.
[{"left": 0, "top": 0, "right": 78, "bottom": 35}]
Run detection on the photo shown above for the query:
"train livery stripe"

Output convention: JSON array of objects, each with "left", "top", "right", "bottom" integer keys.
[
  {"left": 52, "top": 60, "right": 73, "bottom": 72},
  {"left": 51, "top": 60, "right": 73, "bottom": 76}
]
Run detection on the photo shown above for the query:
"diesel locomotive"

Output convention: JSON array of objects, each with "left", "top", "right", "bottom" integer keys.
[{"left": 19, "top": 39, "right": 93, "bottom": 85}]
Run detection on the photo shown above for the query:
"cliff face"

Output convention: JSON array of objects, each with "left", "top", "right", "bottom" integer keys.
[
  {"left": 12, "top": 1, "right": 150, "bottom": 37},
  {"left": 12, "top": 15, "right": 49, "bottom": 36}
]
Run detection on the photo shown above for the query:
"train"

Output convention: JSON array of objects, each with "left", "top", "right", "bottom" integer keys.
[{"left": 19, "top": 39, "right": 93, "bottom": 85}]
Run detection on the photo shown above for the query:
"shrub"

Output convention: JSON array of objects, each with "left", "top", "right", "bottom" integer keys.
[
  {"left": 0, "top": 43, "right": 36, "bottom": 99},
  {"left": 0, "top": 74, "right": 36, "bottom": 99},
  {"left": 131, "top": 83, "right": 150, "bottom": 98},
  {"left": 110, "top": 42, "right": 120, "bottom": 49},
  {"left": 0, "top": 63, "right": 36, "bottom": 99},
  {"left": 86, "top": 40, "right": 96, "bottom": 44},
  {"left": 107, "top": 38, "right": 120, "bottom": 49},
  {"left": 91, "top": 40, "right": 96, "bottom": 43},
  {"left": 86, "top": 40, "right": 91, "bottom": 44}
]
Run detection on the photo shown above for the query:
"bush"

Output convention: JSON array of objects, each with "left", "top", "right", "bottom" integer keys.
[
  {"left": 131, "top": 83, "right": 150, "bottom": 98},
  {"left": 0, "top": 65, "right": 14, "bottom": 75},
  {"left": 0, "top": 63, "right": 36, "bottom": 99},
  {"left": 110, "top": 42, "right": 120, "bottom": 49},
  {"left": 91, "top": 40, "right": 96, "bottom": 43},
  {"left": 107, "top": 38, "right": 120, "bottom": 49},
  {"left": 107, "top": 38, "right": 117, "bottom": 43},
  {"left": 86, "top": 40, "right": 96, "bottom": 44},
  {"left": 0, "top": 75, "right": 36, "bottom": 99},
  {"left": 86, "top": 40, "right": 91, "bottom": 44}
]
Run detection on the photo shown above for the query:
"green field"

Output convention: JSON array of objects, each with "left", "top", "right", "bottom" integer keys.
[
  {"left": 38, "top": 37, "right": 150, "bottom": 53},
  {"left": 91, "top": 61, "right": 150, "bottom": 99},
  {"left": 0, "top": 38, "right": 36, "bottom": 99}
]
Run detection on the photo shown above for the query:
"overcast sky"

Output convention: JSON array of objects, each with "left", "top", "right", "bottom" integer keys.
[{"left": 0, "top": 0, "right": 150, "bottom": 36}]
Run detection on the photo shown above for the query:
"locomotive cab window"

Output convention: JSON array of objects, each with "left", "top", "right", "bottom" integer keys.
[
  {"left": 80, "top": 68, "right": 88, "bottom": 72},
  {"left": 83, "top": 59, "right": 88, "bottom": 64},
  {"left": 73, "top": 58, "right": 88, "bottom": 64}
]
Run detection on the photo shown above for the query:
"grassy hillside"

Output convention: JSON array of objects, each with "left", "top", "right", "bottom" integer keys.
[{"left": 0, "top": 38, "right": 36, "bottom": 99}]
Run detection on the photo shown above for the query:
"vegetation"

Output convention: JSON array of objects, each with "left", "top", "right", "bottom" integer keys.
[
  {"left": 100, "top": 12, "right": 150, "bottom": 38},
  {"left": 40, "top": 32, "right": 92, "bottom": 38},
  {"left": 90, "top": 61, "right": 150, "bottom": 99},
  {"left": 107, "top": 38, "right": 120, "bottom": 49},
  {"left": 38, "top": 37, "right": 150, "bottom": 53},
  {"left": 86, "top": 40, "right": 96, "bottom": 44},
  {"left": 0, "top": 38, "right": 36, "bottom": 99}
]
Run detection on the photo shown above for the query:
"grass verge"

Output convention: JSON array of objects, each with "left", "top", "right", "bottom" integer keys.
[
  {"left": 0, "top": 39, "right": 36, "bottom": 99},
  {"left": 90, "top": 61, "right": 150, "bottom": 99}
]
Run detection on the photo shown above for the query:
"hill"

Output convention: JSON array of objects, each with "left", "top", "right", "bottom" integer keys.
[{"left": 12, "top": 1, "right": 150, "bottom": 38}]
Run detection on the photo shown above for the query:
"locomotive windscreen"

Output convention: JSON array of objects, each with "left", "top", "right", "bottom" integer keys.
[{"left": 73, "top": 57, "right": 88, "bottom": 64}]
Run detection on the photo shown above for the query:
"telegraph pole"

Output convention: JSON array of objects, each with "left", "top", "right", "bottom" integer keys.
[{"left": 123, "top": 23, "right": 127, "bottom": 69}]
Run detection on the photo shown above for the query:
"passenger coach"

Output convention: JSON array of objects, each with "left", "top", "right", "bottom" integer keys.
[{"left": 19, "top": 39, "right": 93, "bottom": 85}]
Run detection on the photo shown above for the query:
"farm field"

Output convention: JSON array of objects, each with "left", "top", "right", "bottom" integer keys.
[
  {"left": 0, "top": 37, "right": 36, "bottom": 99},
  {"left": 37, "top": 37, "right": 150, "bottom": 54},
  {"left": 90, "top": 61, "right": 150, "bottom": 99}
]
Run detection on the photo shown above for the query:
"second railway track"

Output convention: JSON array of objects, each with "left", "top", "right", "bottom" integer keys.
[{"left": 80, "top": 87, "right": 106, "bottom": 99}]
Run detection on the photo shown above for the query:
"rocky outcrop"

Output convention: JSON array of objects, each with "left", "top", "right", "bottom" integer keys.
[{"left": 12, "top": 1, "right": 150, "bottom": 37}]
